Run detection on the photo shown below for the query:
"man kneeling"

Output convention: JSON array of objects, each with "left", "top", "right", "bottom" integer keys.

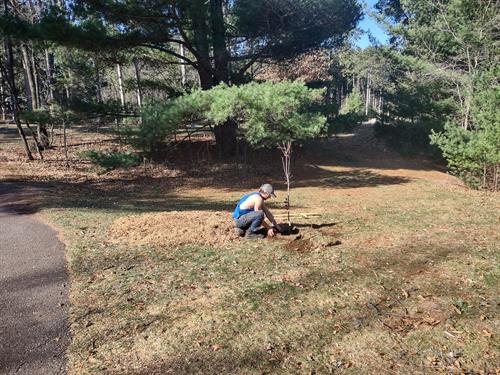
[{"left": 233, "top": 183, "right": 283, "bottom": 239}]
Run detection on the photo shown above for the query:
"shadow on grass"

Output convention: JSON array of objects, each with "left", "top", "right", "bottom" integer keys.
[
  {"left": 130, "top": 349, "right": 279, "bottom": 375},
  {"left": 153, "top": 162, "right": 412, "bottom": 193},
  {"left": 293, "top": 222, "right": 338, "bottom": 229},
  {"left": 1, "top": 163, "right": 410, "bottom": 216},
  {"left": 0, "top": 180, "right": 235, "bottom": 215},
  {"left": 290, "top": 167, "right": 411, "bottom": 190}
]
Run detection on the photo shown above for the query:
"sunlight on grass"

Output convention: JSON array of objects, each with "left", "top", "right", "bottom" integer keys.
[{"left": 39, "top": 171, "right": 500, "bottom": 374}]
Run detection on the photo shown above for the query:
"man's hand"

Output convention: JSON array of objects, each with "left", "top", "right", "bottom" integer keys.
[{"left": 267, "top": 228, "right": 276, "bottom": 237}]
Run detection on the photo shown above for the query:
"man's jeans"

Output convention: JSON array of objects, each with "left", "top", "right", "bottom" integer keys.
[{"left": 235, "top": 210, "right": 264, "bottom": 234}]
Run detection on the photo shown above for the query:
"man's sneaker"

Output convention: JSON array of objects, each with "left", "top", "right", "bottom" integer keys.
[
  {"left": 245, "top": 231, "right": 265, "bottom": 240},
  {"left": 234, "top": 227, "right": 245, "bottom": 237}
]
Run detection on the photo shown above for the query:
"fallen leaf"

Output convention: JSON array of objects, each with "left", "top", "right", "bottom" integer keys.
[
  {"left": 452, "top": 305, "right": 462, "bottom": 315},
  {"left": 482, "top": 329, "right": 492, "bottom": 338}
]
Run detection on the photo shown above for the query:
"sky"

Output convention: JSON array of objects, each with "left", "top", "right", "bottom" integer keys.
[{"left": 355, "top": 0, "right": 391, "bottom": 48}]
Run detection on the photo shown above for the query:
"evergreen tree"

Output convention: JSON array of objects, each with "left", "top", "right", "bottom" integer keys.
[{"left": 0, "top": 0, "right": 362, "bottom": 153}]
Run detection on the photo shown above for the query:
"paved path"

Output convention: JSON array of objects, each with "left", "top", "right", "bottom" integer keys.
[{"left": 0, "top": 183, "right": 69, "bottom": 375}]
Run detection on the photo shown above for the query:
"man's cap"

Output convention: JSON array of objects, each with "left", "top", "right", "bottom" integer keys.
[{"left": 260, "top": 183, "right": 276, "bottom": 197}]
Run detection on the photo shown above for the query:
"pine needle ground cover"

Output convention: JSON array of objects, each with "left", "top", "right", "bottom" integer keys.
[{"left": 1, "top": 127, "right": 499, "bottom": 374}]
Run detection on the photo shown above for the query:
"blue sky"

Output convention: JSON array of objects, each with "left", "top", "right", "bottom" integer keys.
[{"left": 355, "top": 0, "right": 390, "bottom": 48}]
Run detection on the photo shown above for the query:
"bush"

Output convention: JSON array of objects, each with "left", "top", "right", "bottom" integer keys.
[
  {"left": 127, "top": 81, "right": 327, "bottom": 154},
  {"left": 328, "top": 89, "right": 365, "bottom": 135},
  {"left": 80, "top": 150, "right": 141, "bottom": 170},
  {"left": 430, "top": 67, "right": 499, "bottom": 190},
  {"left": 122, "top": 102, "right": 185, "bottom": 155},
  {"left": 340, "top": 89, "right": 364, "bottom": 116}
]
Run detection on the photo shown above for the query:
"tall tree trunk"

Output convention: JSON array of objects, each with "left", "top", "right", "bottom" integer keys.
[
  {"left": 210, "top": 0, "right": 229, "bottom": 84},
  {"left": 64, "top": 69, "right": 72, "bottom": 99},
  {"left": 191, "top": 1, "right": 213, "bottom": 89},
  {"left": 133, "top": 59, "right": 142, "bottom": 107},
  {"left": 95, "top": 66, "right": 102, "bottom": 103},
  {"left": 116, "top": 63, "right": 125, "bottom": 106},
  {"left": 31, "top": 48, "right": 41, "bottom": 107},
  {"left": 20, "top": 44, "right": 38, "bottom": 110},
  {"left": 365, "top": 75, "right": 370, "bottom": 116},
  {"left": 45, "top": 49, "right": 54, "bottom": 101},
  {"left": 210, "top": 0, "right": 236, "bottom": 154},
  {"left": 29, "top": 49, "right": 49, "bottom": 148},
  {"left": 2, "top": 37, "right": 33, "bottom": 159},
  {"left": 63, "top": 118, "right": 69, "bottom": 167},
  {"left": 179, "top": 45, "right": 186, "bottom": 87},
  {"left": 0, "top": 70, "right": 5, "bottom": 120}
]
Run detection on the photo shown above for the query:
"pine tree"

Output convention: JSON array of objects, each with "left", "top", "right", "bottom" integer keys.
[{"left": 0, "top": 0, "right": 362, "bottom": 153}]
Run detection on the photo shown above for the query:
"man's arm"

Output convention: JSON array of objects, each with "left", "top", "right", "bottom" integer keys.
[
  {"left": 254, "top": 197, "right": 282, "bottom": 236},
  {"left": 262, "top": 204, "right": 277, "bottom": 226},
  {"left": 262, "top": 204, "right": 283, "bottom": 234}
]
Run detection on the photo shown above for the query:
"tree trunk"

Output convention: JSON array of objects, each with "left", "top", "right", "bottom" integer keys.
[
  {"left": 209, "top": 0, "right": 235, "bottom": 153},
  {"left": 0, "top": 70, "right": 5, "bottom": 120},
  {"left": 64, "top": 69, "right": 72, "bottom": 99},
  {"left": 210, "top": 0, "right": 229, "bottom": 84},
  {"left": 198, "top": 68, "right": 213, "bottom": 90},
  {"left": 191, "top": 2, "right": 213, "bottom": 89},
  {"left": 116, "top": 63, "right": 125, "bottom": 106},
  {"left": 179, "top": 45, "right": 186, "bottom": 87},
  {"left": 133, "top": 59, "right": 142, "bottom": 107},
  {"left": 63, "top": 119, "right": 69, "bottom": 167},
  {"left": 20, "top": 44, "right": 38, "bottom": 110},
  {"left": 3, "top": 35, "right": 33, "bottom": 160},
  {"left": 31, "top": 48, "right": 41, "bottom": 107},
  {"left": 95, "top": 59, "right": 102, "bottom": 103},
  {"left": 213, "top": 119, "right": 237, "bottom": 156},
  {"left": 45, "top": 49, "right": 54, "bottom": 101},
  {"left": 365, "top": 75, "right": 370, "bottom": 116}
]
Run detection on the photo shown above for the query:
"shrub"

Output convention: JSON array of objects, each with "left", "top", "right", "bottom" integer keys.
[
  {"left": 430, "top": 67, "right": 499, "bottom": 190},
  {"left": 340, "top": 89, "right": 364, "bottom": 116},
  {"left": 122, "top": 102, "right": 184, "bottom": 154},
  {"left": 127, "top": 81, "right": 327, "bottom": 155},
  {"left": 80, "top": 150, "right": 141, "bottom": 170},
  {"left": 328, "top": 89, "right": 365, "bottom": 135}
]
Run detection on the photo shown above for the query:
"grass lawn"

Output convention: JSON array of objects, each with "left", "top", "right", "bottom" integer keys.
[{"left": 2, "top": 125, "right": 499, "bottom": 374}]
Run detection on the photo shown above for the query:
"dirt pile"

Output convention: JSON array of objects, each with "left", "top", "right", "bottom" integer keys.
[{"left": 109, "top": 211, "right": 238, "bottom": 248}]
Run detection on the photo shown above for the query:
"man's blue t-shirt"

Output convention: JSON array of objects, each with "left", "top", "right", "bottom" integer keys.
[{"left": 232, "top": 192, "right": 259, "bottom": 219}]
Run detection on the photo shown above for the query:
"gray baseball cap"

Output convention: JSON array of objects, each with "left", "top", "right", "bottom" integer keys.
[{"left": 260, "top": 183, "right": 276, "bottom": 197}]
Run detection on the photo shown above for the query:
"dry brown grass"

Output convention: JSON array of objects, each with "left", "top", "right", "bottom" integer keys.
[
  {"left": 110, "top": 211, "right": 238, "bottom": 247},
  {"left": 2, "top": 123, "right": 499, "bottom": 374}
]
